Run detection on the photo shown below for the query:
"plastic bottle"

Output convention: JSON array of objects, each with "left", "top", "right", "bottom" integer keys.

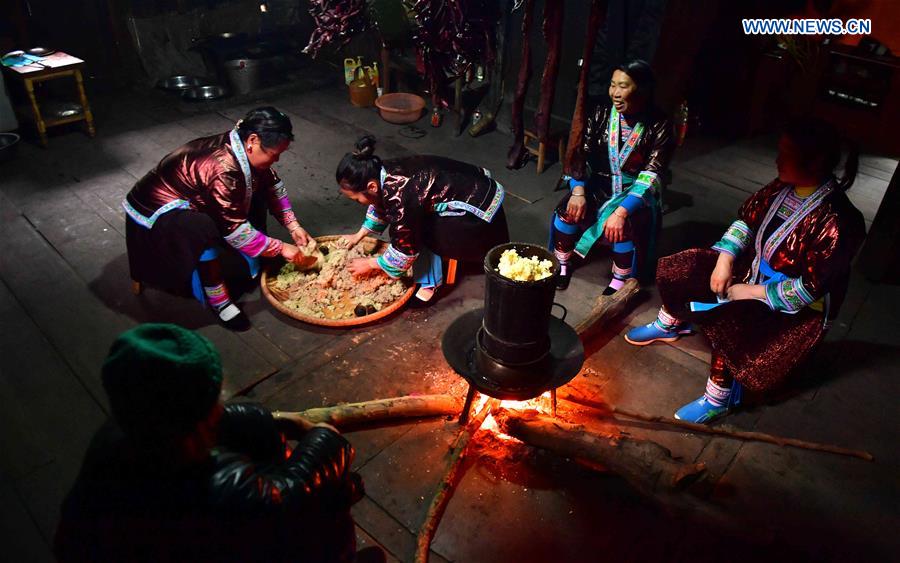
[{"left": 344, "top": 57, "right": 363, "bottom": 85}]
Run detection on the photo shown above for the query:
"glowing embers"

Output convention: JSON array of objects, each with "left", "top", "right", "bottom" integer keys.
[{"left": 470, "top": 391, "right": 553, "bottom": 441}]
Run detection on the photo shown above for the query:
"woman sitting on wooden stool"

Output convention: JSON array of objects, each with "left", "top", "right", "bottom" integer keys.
[
  {"left": 549, "top": 60, "right": 675, "bottom": 293},
  {"left": 625, "top": 118, "right": 867, "bottom": 424},
  {"left": 337, "top": 135, "right": 510, "bottom": 304},
  {"left": 123, "top": 107, "right": 311, "bottom": 331}
]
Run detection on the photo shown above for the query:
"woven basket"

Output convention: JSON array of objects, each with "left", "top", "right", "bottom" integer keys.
[{"left": 260, "top": 235, "right": 415, "bottom": 328}]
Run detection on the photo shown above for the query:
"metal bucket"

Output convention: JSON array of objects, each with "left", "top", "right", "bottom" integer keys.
[
  {"left": 480, "top": 243, "right": 559, "bottom": 365},
  {"left": 224, "top": 58, "right": 262, "bottom": 95}
]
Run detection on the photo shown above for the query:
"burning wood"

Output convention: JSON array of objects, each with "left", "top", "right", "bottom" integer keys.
[
  {"left": 276, "top": 395, "right": 462, "bottom": 430},
  {"left": 493, "top": 408, "right": 707, "bottom": 494}
]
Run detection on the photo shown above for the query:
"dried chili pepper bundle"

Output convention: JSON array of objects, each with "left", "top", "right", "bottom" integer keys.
[
  {"left": 302, "top": 0, "right": 370, "bottom": 58},
  {"left": 408, "top": 0, "right": 500, "bottom": 107}
]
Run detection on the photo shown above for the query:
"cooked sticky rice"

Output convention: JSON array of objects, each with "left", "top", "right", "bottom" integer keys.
[
  {"left": 496, "top": 248, "right": 554, "bottom": 281},
  {"left": 268, "top": 238, "right": 408, "bottom": 319}
]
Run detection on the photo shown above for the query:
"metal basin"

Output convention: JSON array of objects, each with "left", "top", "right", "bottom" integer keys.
[
  {"left": 157, "top": 75, "right": 204, "bottom": 91},
  {"left": 182, "top": 84, "right": 229, "bottom": 101},
  {"left": 44, "top": 101, "right": 83, "bottom": 119},
  {"left": 27, "top": 47, "right": 56, "bottom": 57}
]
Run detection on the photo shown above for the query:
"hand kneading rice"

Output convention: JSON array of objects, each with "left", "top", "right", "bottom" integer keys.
[
  {"left": 268, "top": 238, "right": 409, "bottom": 319},
  {"left": 496, "top": 249, "right": 554, "bottom": 281}
]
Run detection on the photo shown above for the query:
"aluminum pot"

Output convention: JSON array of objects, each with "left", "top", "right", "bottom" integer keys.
[
  {"left": 157, "top": 75, "right": 204, "bottom": 91},
  {"left": 224, "top": 58, "right": 262, "bottom": 95},
  {"left": 182, "top": 85, "right": 229, "bottom": 101}
]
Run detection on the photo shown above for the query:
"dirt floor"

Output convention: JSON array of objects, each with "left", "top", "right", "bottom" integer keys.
[{"left": 1, "top": 62, "right": 898, "bottom": 562}]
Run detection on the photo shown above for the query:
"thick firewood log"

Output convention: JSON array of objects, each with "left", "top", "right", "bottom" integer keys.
[
  {"left": 276, "top": 395, "right": 462, "bottom": 430},
  {"left": 493, "top": 408, "right": 707, "bottom": 494}
]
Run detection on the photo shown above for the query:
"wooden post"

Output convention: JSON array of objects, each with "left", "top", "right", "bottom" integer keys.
[{"left": 381, "top": 46, "right": 391, "bottom": 95}]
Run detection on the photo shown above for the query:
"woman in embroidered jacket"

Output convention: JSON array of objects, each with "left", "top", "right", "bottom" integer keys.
[
  {"left": 338, "top": 135, "right": 509, "bottom": 303},
  {"left": 550, "top": 60, "right": 675, "bottom": 293},
  {"left": 124, "top": 107, "right": 310, "bottom": 330},
  {"left": 625, "top": 118, "right": 867, "bottom": 423}
]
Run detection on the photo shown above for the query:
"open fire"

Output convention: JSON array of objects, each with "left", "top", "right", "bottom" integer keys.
[{"left": 473, "top": 391, "right": 554, "bottom": 440}]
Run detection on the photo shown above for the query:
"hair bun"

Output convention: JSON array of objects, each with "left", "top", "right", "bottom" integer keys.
[{"left": 353, "top": 135, "right": 376, "bottom": 159}]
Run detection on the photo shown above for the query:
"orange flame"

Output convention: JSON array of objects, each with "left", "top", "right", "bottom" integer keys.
[{"left": 473, "top": 392, "right": 552, "bottom": 440}]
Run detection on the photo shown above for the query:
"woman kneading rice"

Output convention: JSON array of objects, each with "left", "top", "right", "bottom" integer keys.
[
  {"left": 124, "top": 107, "right": 311, "bottom": 331},
  {"left": 337, "top": 135, "right": 510, "bottom": 304}
]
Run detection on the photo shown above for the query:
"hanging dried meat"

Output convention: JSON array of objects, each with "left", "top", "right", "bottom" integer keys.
[
  {"left": 302, "top": 0, "right": 370, "bottom": 58},
  {"left": 564, "top": 0, "right": 605, "bottom": 178},
  {"left": 408, "top": 0, "right": 500, "bottom": 107},
  {"left": 505, "top": 0, "right": 534, "bottom": 169},
  {"left": 533, "top": 0, "right": 564, "bottom": 146}
]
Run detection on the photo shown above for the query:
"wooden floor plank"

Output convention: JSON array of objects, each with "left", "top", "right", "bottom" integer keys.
[
  {"left": 0, "top": 191, "right": 133, "bottom": 402},
  {"left": 0, "top": 471, "right": 54, "bottom": 563},
  {"left": 0, "top": 279, "right": 107, "bottom": 482},
  {"left": 15, "top": 183, "right": 288, "bottom": 397}
]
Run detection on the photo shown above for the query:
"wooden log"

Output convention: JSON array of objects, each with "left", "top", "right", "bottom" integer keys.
[
  {"left": 556, "top": 392, "right": 875, "bottom": 461},
  {"left": 493, "top": 408, "right": 707, "bottom": 494},
  {"left": 275, "top": 395, "right": 462, "bottom": 430},
  {"left": 612, "top": 404, "right": 875, "bottom": 462},
  {"left": 415, "top": 398, "right": 498, "bottom": 563},
  {"left": 573, "top": 277, "right": 641, "bottom": 337}
]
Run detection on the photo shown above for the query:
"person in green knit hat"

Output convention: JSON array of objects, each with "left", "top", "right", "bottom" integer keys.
[{"left": 55, "top": 323, "right": 385, "bottom": 563}]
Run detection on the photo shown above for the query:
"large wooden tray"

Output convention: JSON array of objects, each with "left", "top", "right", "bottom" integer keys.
[{"left": 260, "top": 235, "right": 415, "bottom": 328}]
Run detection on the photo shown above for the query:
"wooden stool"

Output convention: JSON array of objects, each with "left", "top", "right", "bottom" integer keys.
[
  {"left": 6, "top": 52, "right": 96, "bottom": 147},
  {"left": 524, "top": 129, "right": 565, "bottom": 174},
  {"left": 446, "top": 259, "right": 458, "bottom": 285}
]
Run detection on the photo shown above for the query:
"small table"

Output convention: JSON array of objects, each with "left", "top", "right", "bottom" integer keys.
[{"left": 5, "top": 51, "right": 96, "bottom": 147}]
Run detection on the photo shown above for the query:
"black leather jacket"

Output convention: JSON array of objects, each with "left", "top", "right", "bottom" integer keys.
[
  {"left": 55, "top": 403, "right": 362, "bottom": 562},
  {"left": 375, "top": 155, "right": 501, "bottom": 257},
  {"left": 574, "top": 104, "right": 675, "bottom": 183}
]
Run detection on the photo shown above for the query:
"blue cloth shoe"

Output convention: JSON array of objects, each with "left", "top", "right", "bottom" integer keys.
[
  {"left": 675, "top": 381, "right": 742, "bottom": 424},
  {"left": 624, "top": 322, "right": 693, "bottom": 346}
]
